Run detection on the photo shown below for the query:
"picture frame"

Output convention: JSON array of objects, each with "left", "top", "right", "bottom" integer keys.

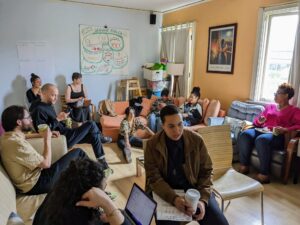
[{"left": 206, "top": 23, "right": 238, "bottom": 74}]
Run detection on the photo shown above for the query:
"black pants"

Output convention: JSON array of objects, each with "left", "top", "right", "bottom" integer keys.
[
  {"left": 156, "top": 193, "right": 229, "bottom": 225},
  {"left": 26, "top": 148, "right": 87, "bottom": 195},
  {"left": 64, "top": 121, "right": 105, "bottom": 159}
]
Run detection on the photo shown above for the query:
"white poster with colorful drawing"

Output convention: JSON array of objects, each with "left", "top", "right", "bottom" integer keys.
[{"left": 80, "top": 25, "right": 129, "bottom": 75}]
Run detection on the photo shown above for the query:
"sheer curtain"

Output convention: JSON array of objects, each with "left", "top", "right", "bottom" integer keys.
[
  {"left": 289, "top": 0, "right": 300, "bottom": 107},
  {"left": 161, "top": 23, "right": 195, "bottom": 97}
]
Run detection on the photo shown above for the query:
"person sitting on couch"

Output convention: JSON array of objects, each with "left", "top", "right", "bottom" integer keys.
[
  {"left": 117, "top": 107, "right": 154, "bottom": 163},
  {"left": 238, "top": 83, "right": 300, "bottom": 183},
  {"left": 31, "top": 83, "right": 112, "bottom": 173},
  {"left": 148, "top": 88, "right": 174, "bottom": 133},
  {"left": 0, "top": 105, "right": 88, "bottom": 195},
  {"left": 33, "top": 158, "right": 131, "bottom": 225},
  {"left": 181, "top": 86, "right": 203, "bottom": 127}
]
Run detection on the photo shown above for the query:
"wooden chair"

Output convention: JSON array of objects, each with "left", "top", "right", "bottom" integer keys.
[
  {"left": 117, "top": 78, "right": 142, "bottom": 101},
  {"left": 198, "top": 125, "right": 264, "bottom": 225}
]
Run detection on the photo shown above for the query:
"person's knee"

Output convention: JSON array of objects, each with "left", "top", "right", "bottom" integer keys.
[
  {"left": 255, "top": 135, "right": 271, "bottom": 150},
  {"left": 70, "top": 148, "right": 87, "bottom": 158}
]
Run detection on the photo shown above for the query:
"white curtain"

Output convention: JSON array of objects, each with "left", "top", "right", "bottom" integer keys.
[
  {"left": 161, "top": 24, "right": 191, "bottom": 97},
  {"left": 289, "top": 0, "right": 300, "bottom": 107}
]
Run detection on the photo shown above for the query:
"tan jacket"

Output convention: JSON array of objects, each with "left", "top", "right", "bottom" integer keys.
[{"left": 145, "top": 129, "right": 213, "bottom": 205}]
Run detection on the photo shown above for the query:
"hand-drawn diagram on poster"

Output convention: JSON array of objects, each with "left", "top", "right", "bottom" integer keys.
[{"left": 80, "top": 25, "right": 129, "bottom": 75}]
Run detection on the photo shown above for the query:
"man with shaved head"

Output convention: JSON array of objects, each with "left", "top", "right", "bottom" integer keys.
[{"left": 31, "top": 83, "right": 111, "bottom": 172}]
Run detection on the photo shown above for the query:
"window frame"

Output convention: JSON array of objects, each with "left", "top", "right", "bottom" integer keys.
[{"left": 251, "top": 3, "right": 298, "bottom": 103}]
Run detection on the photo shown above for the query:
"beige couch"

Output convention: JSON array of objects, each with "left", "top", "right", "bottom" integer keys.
[{"left": 0, "top": 136, "right": 67, "bottom": 225}]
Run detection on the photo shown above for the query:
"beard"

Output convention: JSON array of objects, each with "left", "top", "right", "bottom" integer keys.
[{"left": 21, "top": 125, "right": 33, "bottom": 132}]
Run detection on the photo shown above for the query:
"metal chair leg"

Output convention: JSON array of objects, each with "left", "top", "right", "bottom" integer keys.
[{"left": 261, "top": 192, "right": 264, "bottom": 225}]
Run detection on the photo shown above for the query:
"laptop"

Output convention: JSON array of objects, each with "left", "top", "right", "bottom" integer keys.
[{"left": 124, "top": 183, "right": 157, "bottom": 225}]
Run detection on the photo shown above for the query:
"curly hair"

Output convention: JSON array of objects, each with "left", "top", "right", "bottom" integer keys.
[
  {"left": 41, "top": 158, "right": 105, "bottom": 225},
  {"left": 278, "top": 83, "right": 295, "bottom": 100}
]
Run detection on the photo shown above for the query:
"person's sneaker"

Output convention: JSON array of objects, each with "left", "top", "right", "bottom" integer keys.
[
  {"left": 105, "top": 191, "right": 118, "bottom": 201},
  {"left": 101, "top": 136, "right": 112, "bottom": 144},
  {"left": 98, "top": 157, "right": 114, "bottom": 177},
  {"left": 123, "top": 147, "right": 132, "bottom": 163}
]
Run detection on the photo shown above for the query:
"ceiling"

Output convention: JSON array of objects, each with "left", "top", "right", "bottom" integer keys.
[{"left": 62, "top": 0, "right": 208, "bottom": 13}]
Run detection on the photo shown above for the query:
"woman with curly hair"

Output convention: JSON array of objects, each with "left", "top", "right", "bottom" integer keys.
[
  {"left": 238, "top": 83, "right": 300, "bottom": 183},
  {"left": 33, "top": 158, "right": 131, "bottom": 225}
]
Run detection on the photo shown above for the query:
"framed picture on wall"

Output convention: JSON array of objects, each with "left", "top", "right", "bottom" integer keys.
[{"left": 206, "top": 23, "right": 237, "bottom": 74}]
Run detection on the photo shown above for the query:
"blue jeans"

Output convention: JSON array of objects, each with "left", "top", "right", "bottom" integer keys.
[
  {"left": 148, "top": 113, "right": 162, "bottom": 132},
  {"left": 26, "top": 148, "right": 87, "bottom": 195},
  {"left": 238, "top": 128, "right": 285, "bottom": 175},
  {"left": 117, "top": 134, "right": 143, "bottom": 150},
  {"left": 64, "top": 121, "right": 105, "bottom": 159}
]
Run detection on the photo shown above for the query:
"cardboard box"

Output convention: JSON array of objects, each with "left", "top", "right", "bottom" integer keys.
[{"left": 143, "top": 68, "right": 163, "bottom": 81}]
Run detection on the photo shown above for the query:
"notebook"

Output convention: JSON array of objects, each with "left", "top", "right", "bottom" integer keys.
[{"left": 124, "top": 183, "right": 157, "bottom": 225}]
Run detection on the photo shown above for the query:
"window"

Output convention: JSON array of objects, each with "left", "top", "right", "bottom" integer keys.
[{"left": 251, "top": 4, "right": 298, "bottom": 102}]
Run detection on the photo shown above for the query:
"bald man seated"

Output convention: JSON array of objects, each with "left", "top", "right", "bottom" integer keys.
[{"left": 31, "top": 83, "right": 112, "bottom": 172}]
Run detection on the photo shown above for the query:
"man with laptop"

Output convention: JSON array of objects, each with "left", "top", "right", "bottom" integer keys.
[{"left": 144, "top": 105, "right": 229, "bottom": 225}]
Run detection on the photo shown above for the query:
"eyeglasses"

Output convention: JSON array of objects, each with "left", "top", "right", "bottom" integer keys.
[{"left": 274, "top": 91, "right": 286, "bottom": 96}]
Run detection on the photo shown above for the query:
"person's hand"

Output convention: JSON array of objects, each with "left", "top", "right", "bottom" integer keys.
[
  {"left": 258, "top": 115, "right": 266, "bottom": 124},
  {"left": 273, "top": 126, "right": 288, "bottom": 134},
  {"left": 40, "top": 127, "right": 52, "bottom": 141},
  {"left": 57, "top": 112, "right": 69, "bottom": 121},
  {"left": 76, "top": 187, "right": 112, "bottom": 209},
  {"left": 174, "top": 196, "right": 189, "bottom": 213},
  {"left": 78, "top": 97, "right": 84, "bottom": 101},
  {"left": 193, "top": 201, "right": 206, "bottom": 221},
  {"left": 182, "top": 113, "right": 189, "bottom": 118},
  {"left": 51, "top": 131, "right": 60, "bottom": 138}
]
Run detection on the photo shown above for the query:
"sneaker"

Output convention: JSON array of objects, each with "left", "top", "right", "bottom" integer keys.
[
  {"left": 101, "top": 136, "right": 112, "bottom": 144},
  {"left": 123, "top": 147, "right": 132, "bottom": 163},
  {"left": 105, "top": 191, "right": 118, "bottom": 201},
  {"left": 98, "top": 158, "right": 114, "bottom": 177}
]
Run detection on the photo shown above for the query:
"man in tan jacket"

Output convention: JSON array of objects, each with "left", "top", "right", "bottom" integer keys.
[{"left": 145, "top": 105, "right": 228, "bottom": 225}]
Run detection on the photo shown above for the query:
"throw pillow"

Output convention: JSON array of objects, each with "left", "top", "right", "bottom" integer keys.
[
  {"left": 204, "top": 99, "right": 221, "bottom": 125},
  {"left": 140, "top": 98, "right": 153, "bottom": 117},
  {"left": 6, "top": 212, "right": 25, "bottom": 225}
]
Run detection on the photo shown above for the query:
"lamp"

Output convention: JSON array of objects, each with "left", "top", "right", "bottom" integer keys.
[{"left": 167, "top": 63, "right": 184, "bottom": 97}]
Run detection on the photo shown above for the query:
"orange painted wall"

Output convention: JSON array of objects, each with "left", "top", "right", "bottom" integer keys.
[{"left": 163, "top": 0, "right": 295, "bottom": 110}]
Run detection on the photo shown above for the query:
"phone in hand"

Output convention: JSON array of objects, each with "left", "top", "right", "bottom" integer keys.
[{"left": 64, "top": 108, "right": 72, "bottom": 113}]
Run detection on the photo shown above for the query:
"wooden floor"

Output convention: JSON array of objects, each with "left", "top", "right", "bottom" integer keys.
[{"left": 77, "top": 143, "right": 300, "bottom": 225}]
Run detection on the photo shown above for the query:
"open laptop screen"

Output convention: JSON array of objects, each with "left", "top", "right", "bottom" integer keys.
[{"left": 125, "top": 183, "right": 157, "bottom": 225}]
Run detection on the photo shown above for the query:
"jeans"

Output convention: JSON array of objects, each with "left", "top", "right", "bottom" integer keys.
[
  {"left": 156, "top": 193, "right": 229, "bottom": 225},
  {"left": 148, "top": 113, "right": 162, "bottom": 132},
  {"left": 26, "top": 148, "right": 87, "bottom": 195},
  {"left": 63, "top": 121, "right": 105, "bottom": 159},
  {"left": 117, "top": 134, "right": 143, "bottom": 150},
  {"left": 238, "top": 128, "right": 285, "bottom": 175}
]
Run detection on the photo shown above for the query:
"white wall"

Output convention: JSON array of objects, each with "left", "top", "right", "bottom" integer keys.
[{"left": 0, "top": 0, "right": 162, "bottom": 113}]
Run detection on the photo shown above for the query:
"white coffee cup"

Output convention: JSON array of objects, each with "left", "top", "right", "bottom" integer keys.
[
  {"left": 185, "top": 189, "right": 200, "bottom": 213},
  {"left": 37, "top": 124, "right": 48, "bottom": 132}
]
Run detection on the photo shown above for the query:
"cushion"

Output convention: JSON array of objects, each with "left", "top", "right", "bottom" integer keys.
[
  {"left": 199, "top": 98, "right": 210, "bottom": 120},
  {"left": 6, "top": 212, "right": 24, "bottom": 225},
  {"left": 16, "top": 193, "right": 46, "bottom": 225},
  {"left": 204, "top": 99, "right": 221, "bottom": 125},
  {"left": 100, "top": 115, "right": 125, "bottom": 128},
  {"left": 113, "top": 101, "right": 129, "bottom": 115},
  {"left": 140, "top": 98, "right": 154, "bottom": 117},
  {"left": 228, "top": 101, "right": 265, "bottom": 122}
]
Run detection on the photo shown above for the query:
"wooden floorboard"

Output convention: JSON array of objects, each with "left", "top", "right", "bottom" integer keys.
[{"left": 76, "top": 143, "right": 300, "bottom": 225}]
